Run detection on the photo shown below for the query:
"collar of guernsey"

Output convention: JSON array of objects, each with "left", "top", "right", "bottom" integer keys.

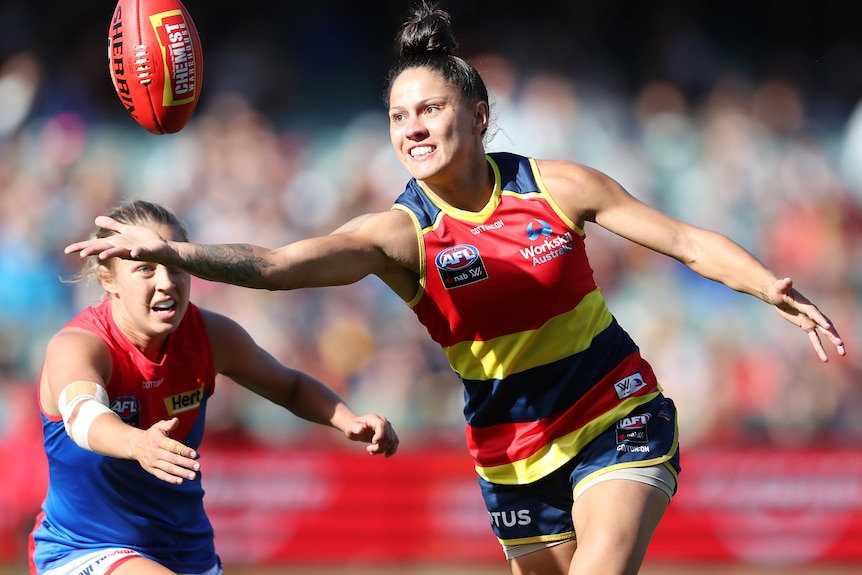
[{"left": 392, "top": 152, "right": 663, "bottom": 484}]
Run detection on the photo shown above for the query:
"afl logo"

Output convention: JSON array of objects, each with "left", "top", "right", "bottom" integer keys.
[
  {"left": 617, "top": 413, "right": 650, "bottom": 445},
  {"left": 111, "top": 395, "right": 141, "bottom": 427},
  {"left": 526, "top": 219, "right": 552, "bottom": 241},
  {"left": 435, "top": 244, "right": 480, "bottom": 270},
  {"left": 434, "top": 244, "right": 488, "bottom": 290}
]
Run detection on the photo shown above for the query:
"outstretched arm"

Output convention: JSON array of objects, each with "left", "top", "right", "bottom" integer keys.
[
  {"left": 206, "top": 311, "right": 399, "bottom": 457},
  {"left": 606, "top": 204, "right": 845, "bottom": 362},
  {"left": 539, "top": 160, "right": 846, "bottom": 362},
  {"left": 64, "top": 211, "right": 413, "bottom": 292}
]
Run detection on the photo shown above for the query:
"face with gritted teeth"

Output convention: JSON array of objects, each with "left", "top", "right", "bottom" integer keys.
[
  {"left": 388, "top": 66, "right": 486, "bottom": 186},
  {"left": 98, "top": 223, "right": 191, "bottom": 353}
]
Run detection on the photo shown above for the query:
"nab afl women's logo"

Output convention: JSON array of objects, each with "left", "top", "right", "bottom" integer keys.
[
  {"left": 434, "top": 244, "right": 488, "bottom": 290},
  {"left": 111, "top": 395, "right": 141, "bottom": 427}
]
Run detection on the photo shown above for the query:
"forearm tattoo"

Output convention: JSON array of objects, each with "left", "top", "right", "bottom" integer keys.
[{"left": 187, "top": 244, "right": 275, "bottom": 284}]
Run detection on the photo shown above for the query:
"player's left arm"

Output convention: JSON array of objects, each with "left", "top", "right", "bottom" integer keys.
[
  {"left": 538, "top": 159, "right": 845, "bottom": 361},
  {"left": 204, "top": 310, "right": 399, "bottom": 456}
]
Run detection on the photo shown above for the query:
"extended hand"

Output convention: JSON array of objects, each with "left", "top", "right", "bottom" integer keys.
[
  {"left": 64, "top": 216, "right": 170, "bottom": 261},
  {"left": 345, "top": 414, "right": 399, "bottom": 457},
  {"left": 768, "top": 277, "right": 846, "bottom": 362},
  {"left": 133, "top": 417, "right": 201, "bottom": 484}
]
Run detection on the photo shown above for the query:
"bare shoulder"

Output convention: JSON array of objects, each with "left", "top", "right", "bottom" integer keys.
[
  {"left": 534, "top": 159, "right": 618, "bottom": 192},
  {"left": 535, "top": 158, "right": 595, "bottom": 180},
  {"left": 333, "top": 209, "right": 420, "bottom": 300},
  {"left": 42, "top": 326, "right": 113, "bottom": 409},
  {"left": 199, "top": 308, "right": 252, "bottom": 373},
  {"left": 533, "top": 159, "right": 622, "bottom": 223},
  {"left": 332, "top": 209, "right": 419, "bottom": 271},
  {"left": 331, "top": 209, "right": 415, "bottom": 235},
  {"left": 47, "top": 326, "right": 107, "bottom": 358},
  {"left": 200, "top": 307, "right": 237, "bottom": 336}
]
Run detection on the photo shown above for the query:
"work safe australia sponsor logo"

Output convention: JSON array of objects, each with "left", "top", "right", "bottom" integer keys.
[
  {"left": 435, "top": 244, "right": 489, "bottom": 290},
  {"left": 520, "top": 219, "right": 574, "bottom": 266},
  {"left": 526, "top": 218, "right": 552, "bottom": 241}
]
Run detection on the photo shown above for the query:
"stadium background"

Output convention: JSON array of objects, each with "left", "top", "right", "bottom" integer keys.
[{"left": 1, "top": 0, "right": 861, "bottom": 572}]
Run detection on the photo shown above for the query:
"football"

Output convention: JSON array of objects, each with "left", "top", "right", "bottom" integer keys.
[{"left": 107, "top": 0, "right": 203, "bottom": 135}]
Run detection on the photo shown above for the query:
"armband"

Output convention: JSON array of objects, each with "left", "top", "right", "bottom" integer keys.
[{"left": 57, "top": 381, "right": 116, "bottom": 451}]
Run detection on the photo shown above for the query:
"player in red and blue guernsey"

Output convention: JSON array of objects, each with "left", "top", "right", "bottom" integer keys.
[
  {"left": 65, "top": 5, "right": 845, "bottom": 574},
  {"left": 33, "top": 200, "right": 398, "bottom": 575}
]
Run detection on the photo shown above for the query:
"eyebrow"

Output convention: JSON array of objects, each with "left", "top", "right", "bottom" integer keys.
[{"left": 389, "top": 96, "right": 448, "bottom": 111}]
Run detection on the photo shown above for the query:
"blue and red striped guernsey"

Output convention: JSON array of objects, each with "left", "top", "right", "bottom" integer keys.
[{"left": 392, "top": 152, "right": 661, "bottom": 485}]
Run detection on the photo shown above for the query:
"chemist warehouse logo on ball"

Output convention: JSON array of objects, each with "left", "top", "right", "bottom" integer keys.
[
  {"left": 435, "top": 244, "right": 489, "bottom": 290},
  {"left": 152, "top": 12, "right": 198, "bottom": 104},
  {"left": 520, "top": 219, "right": 574, "bottom": 266}
]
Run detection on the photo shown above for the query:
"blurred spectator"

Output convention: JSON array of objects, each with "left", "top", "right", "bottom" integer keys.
[{"left": 0, "top": 0, "right": 860, "bottom": 451}]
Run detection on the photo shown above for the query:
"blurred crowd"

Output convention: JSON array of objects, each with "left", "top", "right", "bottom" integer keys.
[{"left": 1, "top": 1, "right": 861, "bottom": 451}]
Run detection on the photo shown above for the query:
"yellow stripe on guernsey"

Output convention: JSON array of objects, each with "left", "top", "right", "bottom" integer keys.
[
  {"left": 444, "top": 288, "right": 612, "bottom": 381},
  {"left": 476, "top": 391, "right": 663, "bottom": 484}
]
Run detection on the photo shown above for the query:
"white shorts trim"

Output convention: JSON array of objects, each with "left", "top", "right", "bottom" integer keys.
[
  {"left": 574, "top": 462, "right": 676, "bottom": 502},
  {"left": 40, "top": 548, "right": 222, "bottom": 575},
  {"left": 503, "top": 464, "right": 676, "bottom": 560},
  {"left": 505, "top": 538, "right": 570, "bottom": 561}
]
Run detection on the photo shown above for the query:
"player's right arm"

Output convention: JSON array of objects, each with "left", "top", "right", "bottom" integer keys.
[
  {"left": 42, "top": 327, "right": 200, "bottom": 484},
  {"left": 65, "top": 210, "right": 421, "bottom": 300}
]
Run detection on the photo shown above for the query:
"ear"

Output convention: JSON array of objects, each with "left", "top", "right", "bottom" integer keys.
[
  {"left": 473, "top": 100, "right": 489, "bottom": 135},
  {"left": 98, "top": 266, "right": 119, "bottom": 296}
]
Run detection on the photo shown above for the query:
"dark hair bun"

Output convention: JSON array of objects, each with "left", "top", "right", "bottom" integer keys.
[{"left": 394, "top": 1, "right": 458, "bottom": 60}]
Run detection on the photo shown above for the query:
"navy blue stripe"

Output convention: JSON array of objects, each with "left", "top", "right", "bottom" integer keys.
[
  {"left": 393, "top": 179, "right": 440, "bottom": 229},
  {"left": 489, "top": 152, "right": 541, "bottom": 194},
  {"left": 462, "top": 317, "right": 639, "bottom": 427}
]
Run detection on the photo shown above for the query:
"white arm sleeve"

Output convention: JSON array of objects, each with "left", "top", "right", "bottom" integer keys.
[{"left": 57, "top": 381, "right": 117, "bottom": 451}]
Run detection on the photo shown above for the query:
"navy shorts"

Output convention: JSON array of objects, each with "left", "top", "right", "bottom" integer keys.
[{"left": 478, "top": 394, "right": 681, "bottom": 546}]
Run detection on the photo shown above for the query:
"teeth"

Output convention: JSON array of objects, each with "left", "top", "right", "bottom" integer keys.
[
  {"left": 153, "top": 300, "right": 174, "bottom": 310},
  {"left": 410, "top": 146, "right": 433, "bottom": 157}
]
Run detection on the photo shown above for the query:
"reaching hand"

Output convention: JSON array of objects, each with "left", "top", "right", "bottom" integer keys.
[
  {"left": 344, "top": 414, "right": 399, "bottom": 457},
  {"left": 64, "top": 216, "right": 171, "bottom": 262},
  {"left": 133, "top": 417, "right": 201, "bottom": 484},
  {"left": 767, "top": 277, "right": 846, "bottom": 362}
]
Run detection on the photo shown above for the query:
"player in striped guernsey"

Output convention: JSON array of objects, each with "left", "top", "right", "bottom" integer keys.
[{"left": 66, "top": 4, "right": 846, "bottom": 574}]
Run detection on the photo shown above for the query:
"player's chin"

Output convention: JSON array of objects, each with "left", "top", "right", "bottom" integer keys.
[{"left": 149, "top": 313, "right": 183, "bottom": 334}]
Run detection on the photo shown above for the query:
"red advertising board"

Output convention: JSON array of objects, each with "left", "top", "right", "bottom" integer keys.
[
  {"left": 650, "top": 447, "right": 862, "bottom": 565},
  {"left": 2, "top": 380, "right": 860, "bottom": 568},
  {"left": 198, "top": 442, "right": 499, "bottom": 564}
]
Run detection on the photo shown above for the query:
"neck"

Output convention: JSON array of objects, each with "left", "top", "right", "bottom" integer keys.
[{"left": 420, "top": 153, "right": 493, "bottom": 213}]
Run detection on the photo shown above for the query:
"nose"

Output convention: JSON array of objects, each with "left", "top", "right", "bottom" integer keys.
[
  {"left": 404, "top": 115, "right": 428, "bottom": 140},
  {"left": 154, "top": 265, "right": 177, "bottom": 290}
]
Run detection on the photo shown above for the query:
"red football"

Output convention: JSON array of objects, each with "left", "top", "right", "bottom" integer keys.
[{"left": 107, "top": 0, "right": 203, "bottom": 135}]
